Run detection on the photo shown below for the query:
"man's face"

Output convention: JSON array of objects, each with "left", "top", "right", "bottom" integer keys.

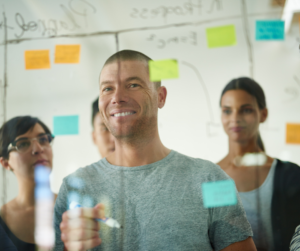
[
  {"left": 92, "top": 112, "right": 115, "bottom": 157},
  {"left": 98, "top": 60, "right": 159, "bottom": 141}
]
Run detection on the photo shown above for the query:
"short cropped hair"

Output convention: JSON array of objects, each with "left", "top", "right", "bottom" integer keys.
[
  {"left": 92, "top": 97, "right": 99, "bottom": 127},
  {"left": 103, "top": 50, "right": 161, "bottom": 89},
  {"left": 0, "top": 116, "right": 51, "bottom": 159}
]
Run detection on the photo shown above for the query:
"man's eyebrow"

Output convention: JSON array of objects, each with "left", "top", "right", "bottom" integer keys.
[
  {"left": 125, "top": 77, "right": 146, "bottom": 84},
  {"left": 99, "top": 81, "right": 113, "bottom": 88}
]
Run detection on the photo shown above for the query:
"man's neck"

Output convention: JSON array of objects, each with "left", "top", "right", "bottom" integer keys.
[{"left": 106, "top": 133, "right": 170, "bottom": 167}]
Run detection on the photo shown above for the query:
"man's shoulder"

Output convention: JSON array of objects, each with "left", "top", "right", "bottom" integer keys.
[
  {"left": 63, "top": 158, "right": 107, "bottom": 184},
  {"left": 171, "top": 151, "right": 227, "bottom": 178},
  {"left": 172, "top": 150, "right": 220, "bottom": 168}
]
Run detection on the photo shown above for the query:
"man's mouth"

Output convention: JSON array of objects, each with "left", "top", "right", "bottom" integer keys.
[{"left": 112, "top": 112, "right": 136, "bottom": 117}]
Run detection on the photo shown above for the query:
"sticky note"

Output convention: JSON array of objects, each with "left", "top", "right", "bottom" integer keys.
[
  {"left": 24, "top": 50, "right": 50, "bottom": 70},
  {"left": 206, "top": 25, "right": 236, "bottom": 48},
  {"left": 53, "top": 115, "right": 79, "bottom": 135},
  {"left": 148, "top": 59, "right": 179, "bottom": 81},
  {"left": 54, "top": 45, "right": 81, "bottom": 64},
  {"left": 202, "top": 179, "right": 237, "bottom": 208},
  {"left": 256, "top": 20, "right": 284, "bottom": 40},
  {"left": 286, "top": 123, "right": 300, "bottom": 144}
]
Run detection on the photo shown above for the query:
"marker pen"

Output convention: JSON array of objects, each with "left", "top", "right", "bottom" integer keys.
[{"left": 69, "top": 202, "right": 122, "bottom": 229}]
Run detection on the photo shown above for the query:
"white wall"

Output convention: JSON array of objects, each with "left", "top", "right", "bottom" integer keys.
[{"left": 1, "top": 0, "right": 299, "bottom": 205}]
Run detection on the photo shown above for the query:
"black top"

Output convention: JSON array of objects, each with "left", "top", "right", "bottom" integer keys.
[
  {"left": 0, "top": 216, "right": 35, "bottom": 251},
  {"left": 272, "top": 159, "right": 300, "bottom": 251}
]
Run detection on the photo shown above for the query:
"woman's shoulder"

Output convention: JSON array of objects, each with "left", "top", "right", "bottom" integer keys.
[{"left": 274, "top": 158, "right": 300, "bottom": 171}]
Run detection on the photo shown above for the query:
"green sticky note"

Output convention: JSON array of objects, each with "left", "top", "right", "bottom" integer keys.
[
  {"left": 149, "top": 59, "right": 179, "bottom": 82},
  {"left": 206, "top": 25, "right": 237, "bottom": 48},
  {"left": 53, "top": 115, "right": 79, "bottom": 136},
  {"left": 202, "top": 179, "right": 237, "bottom": 208}
]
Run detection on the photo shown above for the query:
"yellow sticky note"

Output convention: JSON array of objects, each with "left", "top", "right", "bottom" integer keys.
[
  {"left": 25, "top": 50, "right": 50, "bottom": 70},
  {"left": 149, "top": 59, "right": 179, "bottom": 82},
  {"left": 55, "top": 45, "right": 81, "bottom": 64},
  {"left": 206, "top": 25, "right": 237, "bottom": 48},
  {"left": 286, "top": 123, "right": 300, "bottom": 144}
]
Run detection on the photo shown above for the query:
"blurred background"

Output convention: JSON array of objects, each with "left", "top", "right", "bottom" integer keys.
[{"left": 0, "top": 0, "right": 299, "bottom": 204}]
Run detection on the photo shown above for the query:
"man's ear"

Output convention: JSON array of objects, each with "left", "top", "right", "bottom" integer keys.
[
  {"left": 260, "top": 108, "right": 268, "bottom": 123},
  {"left": 0, "top": 157, "right": 12, "bottom": 171},
  {"left": 157, "top": 86, "right": 167, "bottom": 109}
]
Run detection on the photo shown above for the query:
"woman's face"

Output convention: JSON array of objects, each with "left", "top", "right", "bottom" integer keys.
[
  {"left": 220, "top": 90, "right": 267, "bottom": 144},
  {"left": 5, "top": 123, "right": 53, "bottom": 179}
]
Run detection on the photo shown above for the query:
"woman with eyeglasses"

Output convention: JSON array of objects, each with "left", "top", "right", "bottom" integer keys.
[
  {"left": 0, "top": 116, "right": 54, "bottom": 251},
  {"left": 217, "top": 77, "right": 300, "bottom": 251}
]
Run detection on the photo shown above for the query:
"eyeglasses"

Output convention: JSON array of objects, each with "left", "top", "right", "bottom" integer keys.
[{"left": 7, "top": 134, "right": 54, "bottom": 153}]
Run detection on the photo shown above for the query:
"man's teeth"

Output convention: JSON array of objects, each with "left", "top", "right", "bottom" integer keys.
[{"left": 114, "top": 112, "right": 134, "bottom": 117}]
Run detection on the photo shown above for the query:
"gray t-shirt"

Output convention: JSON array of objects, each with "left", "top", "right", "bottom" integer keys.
[{"left": 54, "top": 150, "right": 252, "bottom": 251}]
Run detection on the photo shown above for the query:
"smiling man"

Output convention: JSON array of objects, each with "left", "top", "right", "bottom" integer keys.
[{"left": 54, "top": 50, "right": 256, "bottom": 251}]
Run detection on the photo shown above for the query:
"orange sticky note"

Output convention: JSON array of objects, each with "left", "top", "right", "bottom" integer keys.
[
  {"left": 25, "top": 50, "right": 50, "bottom": 70},
  {"left": 55, "top": 45, "right": 80, "bottom": 64},
  {"left": 286, "top": 123, "right": 300, "bottom": 144}
]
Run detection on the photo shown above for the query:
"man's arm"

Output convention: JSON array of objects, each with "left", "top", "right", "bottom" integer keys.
[{"left": 221, "top": 237, "right": 257, "bottom": 251}]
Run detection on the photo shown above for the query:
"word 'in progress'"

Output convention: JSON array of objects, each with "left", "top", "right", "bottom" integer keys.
[
  {"left": 256, "top": 20, "right": 285, "bottom": 40},
  {"left": 55, "top": 44, "right": 81, "bottom": 64},
  {"left": 130, "top": 0, "right": 223, "bottom": 23},
  {"left": 206, "top": 24, "right": 236, "bottom": 48},
  {"left": 53, "top": 115, "right": 79, "bottom": 136},
  {"left": 146, "top": 32, "right": 197, "bottom": 49},
  {"left": 130, "top": 0, "right": 202, "bottom": 23},
  {"left": 25, "top": 50, "right": 50, "bottom": 70},
  {"left": 149, "top": 59, "right": 179, "bottom": 81},
  {"left": 286, "top": 123, "right": 300, "bottom": 144},
  {"left": 202, "top": 179, "right": 237, "bottom": 208}
]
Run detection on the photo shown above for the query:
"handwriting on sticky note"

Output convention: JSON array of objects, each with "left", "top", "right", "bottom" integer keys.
[
  {"left": 25, "top": 50, "right": 50, "bottom": 70},
  {"left": 286, "top": 123, "right": 300, "bottom": 144},
  {"left": 256, "top": 20, "right": 284, "bottom": 40},
  {"left": 55, "top": 45, "right": 81, "bottom": 64},
  {"left": 202, "top": 179, "right": 237, "bottom": 208},
  {"left": 206, "top": 25, "right": 236, "bottom": 48},
  {"left": 148, "top": 59, "right": 179, "bottom": 82},
  {"left": 53, "top": 115, "right": 79, "bottom": 136}
]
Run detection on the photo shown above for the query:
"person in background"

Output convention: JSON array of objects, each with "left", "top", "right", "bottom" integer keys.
[
  {"left": 54, "top": 50, "right": 256, "bottom": 251},
  {"left": 91, "top": 97, "right": 115, "bottom": 157},
  {"left": 217, "top": 77, "right": 300, "bottom": 251},
  {"left": 0, "top": 116, "right": 55, "bottom": 251}
]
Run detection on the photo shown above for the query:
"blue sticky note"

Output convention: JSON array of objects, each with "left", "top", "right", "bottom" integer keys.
[
  {"left": 256, "top": 20, "right": 284, "bottom": 40},
  {"left": 53, "top": 115, "right": 79, "bottom": 135},
  {"left": 202, "top": 179, "right": 237, "bottom": 208}
]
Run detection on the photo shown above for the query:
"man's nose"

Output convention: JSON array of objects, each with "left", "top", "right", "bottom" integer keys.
[
  {"left": 111, "top": 86, "right": 128, "bottom": 104},
  {"left": 31, "top": 140, "right": 44, "bottom": 155}
]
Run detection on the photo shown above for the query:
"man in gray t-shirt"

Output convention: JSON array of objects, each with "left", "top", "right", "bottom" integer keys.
[{"left": 55, "top": 50, "right": 256, "bottom": 251}]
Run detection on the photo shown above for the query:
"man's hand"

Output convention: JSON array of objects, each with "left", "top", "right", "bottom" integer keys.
[{"left": 60, "top": 203, "right": 105, "bottom": 251}]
